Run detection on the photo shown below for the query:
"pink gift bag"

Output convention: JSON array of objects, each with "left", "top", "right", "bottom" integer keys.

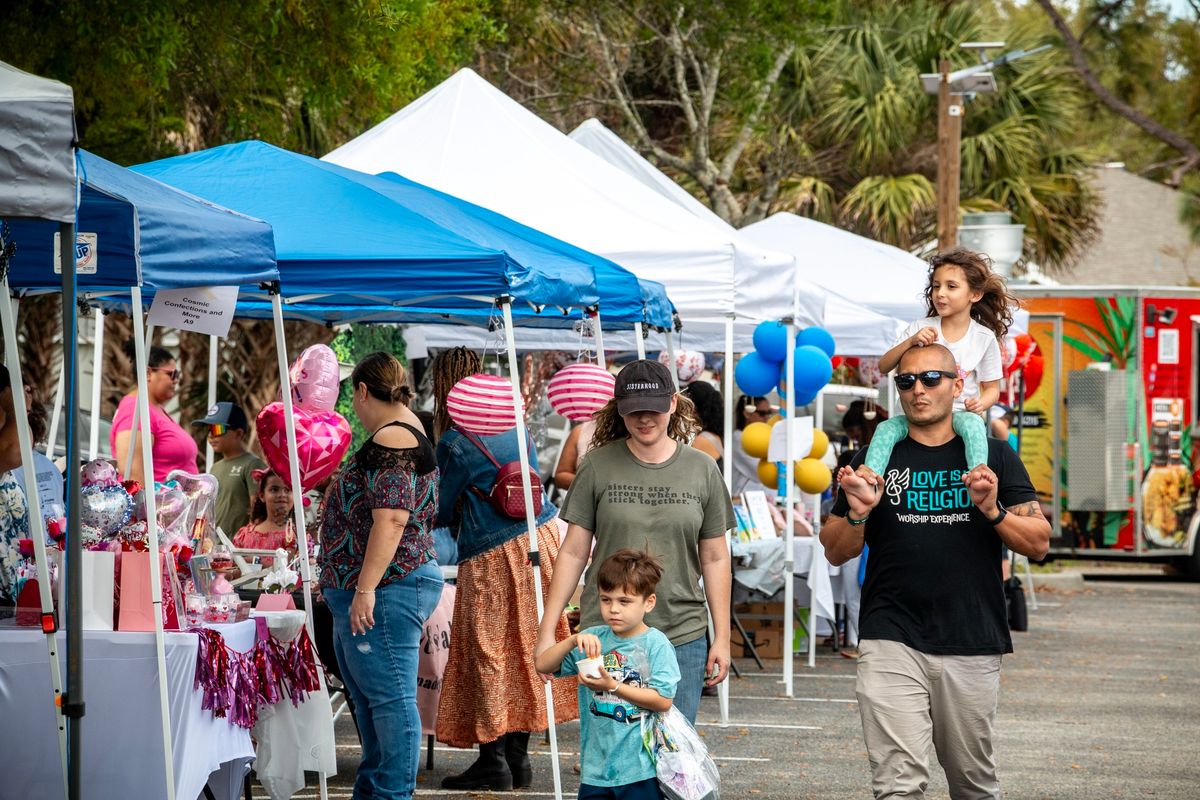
[{"left": 118, "top": 551, "right": 157, "bottom": 631}]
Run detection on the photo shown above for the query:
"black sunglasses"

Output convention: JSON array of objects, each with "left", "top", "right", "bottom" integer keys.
[{"left": 894, "top": 370, "right": 958, "bottom": 391}]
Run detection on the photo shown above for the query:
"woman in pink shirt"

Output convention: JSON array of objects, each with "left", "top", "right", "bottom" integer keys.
[{"left": 110, "top": 342, "right": 199, "bottom": 483}]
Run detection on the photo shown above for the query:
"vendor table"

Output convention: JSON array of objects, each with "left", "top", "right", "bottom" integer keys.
[
  {"left": 0, "top": 619, "right": 256, "bottom": 800},
  {"left": 250, "top": 610, "right": 337, "bottom": 800}
]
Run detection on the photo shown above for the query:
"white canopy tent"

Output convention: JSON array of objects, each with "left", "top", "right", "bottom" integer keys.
[
  {"left": 568, "top": 119, "right": 905, "bottom": 357},
  {"left": 740, "top": 212, "right": 930, "bottom": 322},
  {"left": 0, "top": 61, "right": 77, "bottom": 223},
  {"left": 566, "top": 120, "right": 907, "bottom": 695},
  {"left": 0, "top": 59, "right": 78, "bottom": 795},
  {"left": 323, "top": 68, "right": 825, "bottom": 353}
]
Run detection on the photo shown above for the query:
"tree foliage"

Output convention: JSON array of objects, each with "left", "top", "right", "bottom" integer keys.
[
  {"left": 1, "top": 0, "right": 506, "bottom": 162},
  {"left": 1027, "top": 0, "right": 1199, "bottom": 187},
  {"left": 1, "top": 0, "right": 501, "bottom": 442},
  {"left": 487, "top": 0, "right": 1102, "bottom": 270}
]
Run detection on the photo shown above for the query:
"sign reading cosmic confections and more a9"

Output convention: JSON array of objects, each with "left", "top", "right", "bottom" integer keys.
[{"left": 147, "top": 285, "right": 239, "bottom": 338}]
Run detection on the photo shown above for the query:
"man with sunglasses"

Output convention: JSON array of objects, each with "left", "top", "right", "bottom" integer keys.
[
  {"left": 193, "top": 402, "right": 264, "bottom": 538},
  {"left": 821, "top": 344, "right": 1050, "bottom": 800}
]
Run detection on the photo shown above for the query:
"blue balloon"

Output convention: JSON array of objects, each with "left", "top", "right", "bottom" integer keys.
[
  {"left": 795, "top": 387, "right": 819, "bottom": 406},
  {"left": 752, "top": 320, "right": 789, "bottom": 363},
  {"left": 798, "top": 326, "right": 836, "bottom": 358},
  {"left": 781, "top": 345, "right": 833, "bottom": 394},
  {"left": 735, "top": 352, "right": 780, "bottom": 396},
  {"left": 777, "top": 384, "right": 818, "bottom": 407}
]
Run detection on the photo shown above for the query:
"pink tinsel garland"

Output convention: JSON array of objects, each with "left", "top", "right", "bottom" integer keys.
[{"left": 191, "top": 625, "right": 321, "bottom": 729}]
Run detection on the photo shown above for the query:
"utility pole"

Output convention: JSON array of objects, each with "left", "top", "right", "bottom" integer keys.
[
  {"left": 923, "top": 44, "right": 1052, "bottom": 252},
  {"left": 935, "top": 58, "right": 963, "bottom": 250}
]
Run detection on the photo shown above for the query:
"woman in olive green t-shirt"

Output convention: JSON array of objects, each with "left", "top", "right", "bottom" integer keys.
[{"left": 535, "top": 360, "right": 734, "bottom": 725}]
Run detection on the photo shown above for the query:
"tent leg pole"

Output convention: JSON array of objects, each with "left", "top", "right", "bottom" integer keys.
[
  {"left": 809, "top": 391, "right": 826, "bottom": 669},
  {"left": 270, "top": 294, "right": 329, "bottom": 798},
  {"left": 501, "top": 299, "right": 563, "bottom": 800},
  {"left": 783, "top": 318, "right": 796, "bottom": 698},
  {"left": 593, "top": 311, "right": 606, "bottom": 370},
  {"left": 634, "top": 322, "right": 646, "bottom": 360},
  {"left": 204, "top": 335, "right": 218, "bottom": 472},
  {"left": 131, "top": 287, "right": 176, "bottom": 800},
  {"left": 717, "top": 315, "right": 735, "bottom": 725},
  {"left": 88, "top": 306, "right": 104, "bottom": 461},
  {"left": 60, "top": 219, "right": 83, "bottom": 800},
  {"left": 2, "top": 280, "right": 66, "bottom": 798},
  {"left": 665, "top": 332, "right": 680, "bottom": 391},
  {"left": 46, "top": 357, "right": 65, "bottom": 461}
]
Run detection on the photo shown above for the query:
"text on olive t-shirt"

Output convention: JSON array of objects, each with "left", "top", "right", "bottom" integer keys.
[{"left": 560, "top": 439, "right": 735, "bottom": 646}]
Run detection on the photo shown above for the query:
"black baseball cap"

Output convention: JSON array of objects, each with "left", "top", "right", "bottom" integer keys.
[
  {"left": 192, "top": 401, "right": 249, "bottom": 430},
  {"left": 614, "top": 360, "right": 675, "bottom": 415}
]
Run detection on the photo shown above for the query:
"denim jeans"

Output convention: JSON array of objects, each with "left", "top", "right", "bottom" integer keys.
[
  {"left": 672, "top": 636, "right": 708, "bottom": 725},
  {"left": 324, "top": 560, "right": 444, "bottom": 800}
]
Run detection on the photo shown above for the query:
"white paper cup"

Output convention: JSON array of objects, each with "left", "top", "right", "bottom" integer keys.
[{"left": 577, "top": 656, "right": 604, "bottom": 680}]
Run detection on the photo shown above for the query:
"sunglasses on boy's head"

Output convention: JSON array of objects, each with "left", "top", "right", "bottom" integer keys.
[
  {"left": 209, "top": 423, "right": 229, "bottom": 437},
  {"left": 894, "top": 370, "right": 958, "bottom": 391}
]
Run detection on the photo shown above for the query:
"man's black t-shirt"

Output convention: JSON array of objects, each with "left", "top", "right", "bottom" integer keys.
[{"left": 831, "top": 436, "right": 1037, "bottom": 655}]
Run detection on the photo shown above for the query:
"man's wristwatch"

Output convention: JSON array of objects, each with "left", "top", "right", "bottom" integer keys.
[{"left": 986, "top": 502, "right": 1007, "bottom": 526}]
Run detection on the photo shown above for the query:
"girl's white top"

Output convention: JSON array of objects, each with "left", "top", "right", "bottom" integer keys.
[{"left": 897, "top": 317, "right": 1003, "bottom": 411}]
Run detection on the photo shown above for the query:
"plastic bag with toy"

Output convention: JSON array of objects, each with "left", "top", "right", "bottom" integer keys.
[{"left": 641, "top": 706, "right": 720, "bottom": 800}]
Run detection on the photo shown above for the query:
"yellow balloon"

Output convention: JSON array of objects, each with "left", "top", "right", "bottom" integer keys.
[
  {"left": 794, "top": 457, "right": 832, "bottom": 494},
  {"left": 741, "top": 421, "right": 772, "bottom": 459},
  {"left": 757, "top": 459, "right": 778, "bottom": 487},
  {"left": 808, "top": 429, "right": 830, "bottom": 460}
]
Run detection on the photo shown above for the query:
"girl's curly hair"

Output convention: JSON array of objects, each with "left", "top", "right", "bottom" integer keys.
[{"left": 924, "top": 247, "right": 1019, "bottom": 340}]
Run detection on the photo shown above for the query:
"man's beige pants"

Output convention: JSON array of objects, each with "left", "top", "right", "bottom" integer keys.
[{"left": 856, "top": 639, "right": 1003, "bottom": 799}]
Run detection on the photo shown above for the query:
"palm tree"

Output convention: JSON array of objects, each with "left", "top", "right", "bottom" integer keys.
[
  {"left": 770, "top": 1, "right": 1100, "bottom": 271},
  {"left": 490, "top": 0, "right": 1101, "bottom": 272}
]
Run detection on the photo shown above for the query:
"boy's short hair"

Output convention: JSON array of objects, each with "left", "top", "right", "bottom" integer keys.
[{"left": 596, "top": 549, "right": 663, "bottom": 598}]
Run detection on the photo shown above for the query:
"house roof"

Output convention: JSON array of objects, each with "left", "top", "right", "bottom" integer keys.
[{"left": 1063, "top": 166, "right": 1196, "bottom": 286}]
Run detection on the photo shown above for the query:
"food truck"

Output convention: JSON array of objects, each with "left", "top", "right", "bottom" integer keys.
[{"left": 1012, "top": 286, "right": 1200, "bottom": 575}]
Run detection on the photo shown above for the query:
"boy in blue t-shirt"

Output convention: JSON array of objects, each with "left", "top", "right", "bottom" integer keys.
[{"left": 536, "top": 549, "right": 681, "bottom": 799}]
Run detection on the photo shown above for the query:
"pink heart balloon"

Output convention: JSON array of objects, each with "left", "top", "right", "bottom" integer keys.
[
  {"left": 289, "top": 344, "right": 341, "bottom": 412},
  {"left": 255, "top": 401, "right": 352, "bottom": 491}
]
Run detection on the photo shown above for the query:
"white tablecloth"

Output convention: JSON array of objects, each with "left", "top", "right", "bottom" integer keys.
[
  {"left": 0, "top": 620, "right": 256, "bottom": 800},
  {"left": 731, "top": 537, "right": 838, "bottom": 622},
  {"left": 251, "top": 610, "right": 337, "bottom": 800}
]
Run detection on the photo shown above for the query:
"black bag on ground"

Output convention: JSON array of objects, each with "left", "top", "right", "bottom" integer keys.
[{"left": 1005, "top": 575, "right": 1028, "bottom": 632}]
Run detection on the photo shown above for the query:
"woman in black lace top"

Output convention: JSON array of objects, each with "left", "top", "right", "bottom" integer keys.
[{"left": 317, "top": 351, "right": 444, "bottom": 799}]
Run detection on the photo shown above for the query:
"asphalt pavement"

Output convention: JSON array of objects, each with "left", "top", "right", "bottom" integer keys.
[{"left": 280, "top": 571, "right": 1200, "bottom": 799}]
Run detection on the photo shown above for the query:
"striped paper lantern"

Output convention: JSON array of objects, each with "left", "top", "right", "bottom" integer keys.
[
  {"left": 546, "top": 363, "right": 615, "bottom": 422},
  {"left": 446, "top": 374, "right": 521, "bottom": 435}
]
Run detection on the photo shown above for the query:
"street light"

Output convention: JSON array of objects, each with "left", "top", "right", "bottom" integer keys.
[{"left": 921, "top": 43, "right": 1052, "bottom": 249}]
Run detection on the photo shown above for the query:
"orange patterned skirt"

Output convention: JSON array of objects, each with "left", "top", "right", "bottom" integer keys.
[{"left": 436, "top": 520, "right": 579, "bottom": 747}]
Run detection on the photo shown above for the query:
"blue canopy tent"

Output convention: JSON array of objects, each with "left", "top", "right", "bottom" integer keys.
[
  {"left": 7, "top": 150, "right": 277, "bottom": 291},
  {"left": 133, "top": 141, "right": 663, "bottom": 800},
  {"left": 132, "top": 141, "right": 599, "bottom": 323},
  {"left": 133, "top": 143, "right": 674, "bottom": 377},
  {"left": 3, "top": 149, "right": 281, "bottom": 800}
]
